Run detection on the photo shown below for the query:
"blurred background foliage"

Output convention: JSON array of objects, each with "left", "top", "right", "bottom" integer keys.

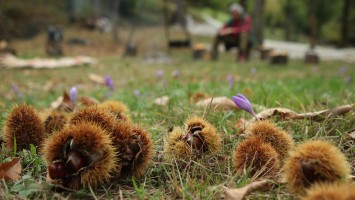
[{"left": 0, "top": 0, "right": 354, "bottom": 46}]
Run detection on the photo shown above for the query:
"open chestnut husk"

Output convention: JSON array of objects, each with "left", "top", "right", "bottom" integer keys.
[
  {"left": 164, "top": 116, "right": 221, "bottom": 161},
  {"left": 110, "top": 122, "right": 153, "bottom": 178},
  {"left": 43, "top": 122, "right": 117, "bottom": 190}
]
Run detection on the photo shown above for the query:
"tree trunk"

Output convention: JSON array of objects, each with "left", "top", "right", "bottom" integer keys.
[
  {"left": 92, "top": 0, "right": 100, "bottom": 16},
  {"left": 284, "top": 0, "right": 291, "bottom": 41},
  {"left": 112, "top": 0, "right": 121, "bottom": 44},
  {"left": 252, "top": 0, "right": 265, "bottom": 48},
  {"left": 66, "top": 0, "right": 75, "bottom": 23},
  {"left": 340, "top": 0, "right": 350, "bottom": 47},
  {"left": 309, "top": 0, "right": 317, "bottom": 49}
]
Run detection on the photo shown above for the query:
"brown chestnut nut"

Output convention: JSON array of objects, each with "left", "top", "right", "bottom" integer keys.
[
  {"left": 48, "top": 161, "right": 66, "bottom": 180},
  {"left": 184, "top": 133, "right": 204, "bottom": 150},
  {"left": 66, "top": 151, "right": 87, "bottom": 174}
]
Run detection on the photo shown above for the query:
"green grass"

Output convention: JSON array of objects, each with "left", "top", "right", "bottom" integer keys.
[{"left": 0, "top": 29, "right": 354, "bottom": 199}]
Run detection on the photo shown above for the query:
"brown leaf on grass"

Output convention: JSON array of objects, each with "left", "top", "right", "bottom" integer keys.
[
  {"left": 347, "top": 129, "right": 355, "bottom": 140},
  {"left": 0, "top": 158, "right": 21, "bottom": 181},
  {"left": 88, "top": 73, "right": 105, "bottom": 84},
  {"left": 50, "top": 96, "right": 63, "bottom": 110},
  {"left": 79, "top": 96, "right": 99, "bottom": 106},
  {"left": 249, "top": 104, "right": 353, "bottom": 123},
  {"left": 50, "top": 91, "right": 74, "bottom": 112},
  {"left": 253, "top": 107, "right": 298, "bottom": 121},
  {"left": 153, "top": 96, "right": 170, "bottom": 106},
  {"left": 190, "top": 92, "right": 210, "bottom": 103},
  {"left": 295, "top": 104, "right": 353, "bottom": 120},
  {"left": 224, "top": 180, "right": 270, "bottom": 200},
  {"left": 0, "top": 54, "right": 96, "bottom": 69},
  {"left": 196, "top": 96, "right": 239, "bottom": 111}
]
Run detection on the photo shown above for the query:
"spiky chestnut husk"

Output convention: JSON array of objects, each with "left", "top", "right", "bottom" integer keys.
[
  {"left": 245, "top": 120, "right": 293, "bottom": 162},
  {"left": 69, "top": 105, "right": 116, "bottom": 133},
  {"left": 3, "top": 104, "right": 45, "bottom": 151},
  {"left": 111, "top": 124, "right": 153, "bottom": 178},
  {"left": 43, "top": 122, "right": 117, "bottom": 190},
  {"left": 301, "top": 182, "right": 355, "bottom": 200},
  {"left": 100, "top": 100, "right": 131, "bottom": 122},
  {"left": 233, "top": 137, "right": 280, "bottom": 178},
  {"left": 163, "top": 127, "right": 192, "bottom": 160},
  {"left": 42, "top": 111, "right": 68, "bottom": 135},
  {"left": 283, "top": 140, "right": 350, "bottom": 195},
  {"left": 184, "top": 116, "right": 221, "bottom": 154},
  {"left": 109, "top": 121, "right": 134, "bottom": 174}
]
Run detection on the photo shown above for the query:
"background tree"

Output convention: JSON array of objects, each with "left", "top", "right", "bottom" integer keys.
[
  {"left": 340, "top": 0, "right": 350, "bottom": 46},
  {"left": 252, "top": 0, "right": 266, "bottom": 47},
  {"left": 112, "top": 0, "right": 121, "bottom": 43}
]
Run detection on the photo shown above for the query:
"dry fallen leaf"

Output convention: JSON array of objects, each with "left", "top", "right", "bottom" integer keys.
[
  {"left": 297, "top": 104, "right": 353, "bottom": 120},
  {"left": 50, "top": 91, "right": 74, "bottom": 112},
  {"left": 0, "top": 54, "right": 97, "bottom": 69},
  {"left": 347, "top": 129, "right": 355, "bottom": 140},
  {"left": 225, "top": 180, "right": 270, "bottom": 200},
  {"left": 253, "top": 107, "right": 298, "bottom": 122},
  {"left": 153, "top": 96, "right": 170, "bottom": 106},
  {"left": 50, "top": 96, "right": 63, "bottom": 110},
  {"left": 88, "top": 73, "right": 105, "bottom": 84},
  {"left": 0, "top": 158, "right": 22, "bottom": 181},
  {"left": 196, "top": 96, "right": 239, "bottom": 111},
  {"left": 190, "top": 92, "right": 210, "bottom": 103},
  {"left": 249, "top": 104, "right": 353, "bottom": 123}
]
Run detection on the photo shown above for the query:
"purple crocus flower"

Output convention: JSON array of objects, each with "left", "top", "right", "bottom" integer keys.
[
  {"left": 338, "top": 66, "right": 347, "bottom": 75},
  {"left": 232, "top": 93, "right": 258, "bottom": 120},
  {"left": 172, "top": 69, "right": 180, "bottom": 78},
  {"left": 105, "top": 75, "right": 114, "bottom": 91},
  {"left": 134, "top": 89, "right": 140, "bottom": 97},
  {"left": 156, "top": 70, "right": 163, "bottom": 79},
  {"left": 227, "top": 75, "right": 234, "bottom": 89},
  {"left": 11, "top": 83, "right": 23, "bottom": 100},
  {"left": 344, "top": 76, "right": 352, "bottom": 84},
  {"left": 69, "top": 86, "right": 78, "bottom": 105}
]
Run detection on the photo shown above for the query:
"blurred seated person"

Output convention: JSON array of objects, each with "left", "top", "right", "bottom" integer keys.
[{"left": 211, "top": 3, "right": 252, "bottom": 62}]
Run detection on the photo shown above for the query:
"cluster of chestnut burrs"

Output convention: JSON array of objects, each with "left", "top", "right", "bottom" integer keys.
[
  {"left": 233, "top": 120, "right": 353, "bottom": 199},
  {"left": 2, "top": 101, "right": 153, "bottom": 190},
  {"left": 1, "top": 102, "right": 354, "bottom": 198}
]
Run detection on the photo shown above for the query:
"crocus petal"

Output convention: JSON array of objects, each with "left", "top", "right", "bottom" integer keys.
[
  {"left": 11, "top": 83, "right": 23, "bottom": 98},
  {"left": 236, "top": 93, "right": 250, "bottom": 104},
  {"left": 172, "top": 70, "right": 179, "bottom": 78},
  {"left": 134, "top": 89, "right": 140, "bottom": 97},
  {"left": 338, "top": 66, "right": 347, "bottom": 75},
  {"left": 156, "top": 70, "right": 163, "bottom": 79},
  {"left": 232, "top": 93, "right": 258, "bottom": 120},
  {"left": 105, "top": 75, "right": 114, "bottom": 91},
  {"left": 232, "top": 96, "right": 251, "bottom": 113},
  {"left": 227, "top": 75, "right": 233, "bottom": 88},
  {"left": 70, "top": 86, "right": 78, "bottom": 104}
]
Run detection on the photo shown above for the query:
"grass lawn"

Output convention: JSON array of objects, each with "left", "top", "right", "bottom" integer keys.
[{"left": 0, "top": 28, "right": 354, "bottom": 199}]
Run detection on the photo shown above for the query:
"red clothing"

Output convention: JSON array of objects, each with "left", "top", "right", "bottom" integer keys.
[{"left": 221, "top": 15, "right": 251, "bottom": 36}]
